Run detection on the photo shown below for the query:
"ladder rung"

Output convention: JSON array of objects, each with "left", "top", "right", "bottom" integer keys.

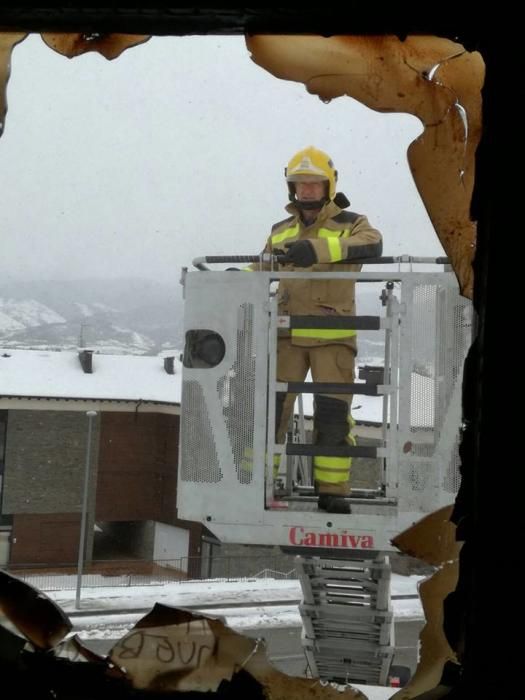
[
  {"left": 286, "top": 444, "right": 381, "bottom": 458},
  {"left": 281, "top": 315, "right": 382, "bottom": 330},
  {"left": 298, "top": 553, "right": 394, "bottom": 685},
  {"left": 283, "top": 381, "right": 386, "bottom": 396}
]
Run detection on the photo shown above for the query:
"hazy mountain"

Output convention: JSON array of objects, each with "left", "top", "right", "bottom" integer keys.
[
  {"left": 0, "top": 278, "right": 387, "bottom": 363},
  {"left": 0, "top": 278, "right": 184, "bottom": 355},
  {"left": 0, "top": 298, "right": 66, "bottom": 331}
]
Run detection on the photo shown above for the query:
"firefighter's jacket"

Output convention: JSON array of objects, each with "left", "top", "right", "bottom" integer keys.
[{"left": 249, "top": 197, "right": 383, "bottom": 347}]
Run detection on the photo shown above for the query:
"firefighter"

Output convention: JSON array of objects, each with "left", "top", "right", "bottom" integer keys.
[{"left": 250, "top": 146, "right": 382, "bottom": 514}]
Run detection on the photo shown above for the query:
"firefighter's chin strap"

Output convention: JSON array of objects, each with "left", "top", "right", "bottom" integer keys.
[
  {"left": 293, "top": 197, "right": 327, "bottom": 211},
  {"left": 289, "top": 191, "right": 351, "bottom": 210}
]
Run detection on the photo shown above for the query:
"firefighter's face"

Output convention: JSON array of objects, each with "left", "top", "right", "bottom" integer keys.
[{"left": 295, "top": 180, "right": 326, "bottom": 201}]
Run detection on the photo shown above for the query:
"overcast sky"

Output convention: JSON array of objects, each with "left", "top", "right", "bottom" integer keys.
[{"left": 0, "top": 34, "right": 444, "bottom": 285}]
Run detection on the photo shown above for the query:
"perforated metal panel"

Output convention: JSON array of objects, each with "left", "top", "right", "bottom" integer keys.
[
  {"left": 398, "top": 280, "right": 471, "bottom": 510},
  {"left": 177, "top": 267, "right": 473, "bottom": 548},
  {"left": 177, "top": 271, "right": 269, "bottom": 530},
  {"left": 444, "top": 441, "right": 462, "bottom": 494},
  {"left": 180, "top": 380, "right": 222, "bottom": 483},
  {"left": 439, "top": 295, "right": 471, "bottom": 495},
  {"left": 409, "top": 284, "right": 437, "bottom": 431},
  {"left": 217, "top": 303, "right": 256, "bottom": 485}
]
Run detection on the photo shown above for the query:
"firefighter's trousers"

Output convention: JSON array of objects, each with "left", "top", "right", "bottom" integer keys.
[{"left": 275, "top": 338, "right": 356, "bottom": 496}]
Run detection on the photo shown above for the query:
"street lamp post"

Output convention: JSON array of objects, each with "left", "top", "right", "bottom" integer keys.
[{"left": 75, "top": 410, "right": 97, "bottom": 609}]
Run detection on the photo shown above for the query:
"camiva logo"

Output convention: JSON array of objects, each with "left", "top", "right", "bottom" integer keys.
[{"left": 288, "top": 526, "right": 374, "bottom": 549}]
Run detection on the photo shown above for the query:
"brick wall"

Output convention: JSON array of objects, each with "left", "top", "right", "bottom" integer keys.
[
  {"left": 10, "top": 513, "right": 82, "bottom": 565},
  {"left": 3, "top": 410, "right": 100, "bottom": 514},
  {"left": 96, "top": 412, "right": 179, "bottom": 523},
  {"left": 2, "top": 408, "right": 194, "bottom": 566}
]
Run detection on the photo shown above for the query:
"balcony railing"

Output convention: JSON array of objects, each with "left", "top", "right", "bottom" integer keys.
[{"left": 6, "top": 554, "right": 298, "bottom": 591}]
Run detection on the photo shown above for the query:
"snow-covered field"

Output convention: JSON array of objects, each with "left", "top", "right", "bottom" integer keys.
[
  {"left": 45, "top": 575, "right": 425, "bottom": 636},
  {"left": 44, "top": 577, "right": 422, "bottom": 699}
]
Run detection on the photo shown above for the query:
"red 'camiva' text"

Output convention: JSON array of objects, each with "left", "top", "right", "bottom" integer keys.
[{"left": 288, "top": 526, "right": 375, "bottom": 549}]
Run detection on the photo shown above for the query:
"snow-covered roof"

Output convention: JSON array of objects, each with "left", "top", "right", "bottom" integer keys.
[
  {"left": 0, "top": 348, "right": 182, "bottom": 405},
  {"left": 0, "top": 348, "right": 395, "bottom": 424}
]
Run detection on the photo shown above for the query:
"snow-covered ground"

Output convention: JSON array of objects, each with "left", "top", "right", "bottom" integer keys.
[
  {"left": 44, "top": 576, "right": 422, "bottom": 699},
  {"left": 16, "top": 574, "right": 426, "bottom": 699},
  {"left": 47, "top": 574, "right": 425, "bottom": 636}
]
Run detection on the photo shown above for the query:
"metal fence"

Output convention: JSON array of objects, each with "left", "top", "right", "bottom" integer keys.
[{"left": 5, "top": 554, "right": 298, "bottom": 592}]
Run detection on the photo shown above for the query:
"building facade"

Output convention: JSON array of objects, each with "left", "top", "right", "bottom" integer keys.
[{"left": 0, "top": 349, "right": 203, "bottom": 568}]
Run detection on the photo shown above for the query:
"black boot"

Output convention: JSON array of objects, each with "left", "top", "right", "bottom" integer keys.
[{"left": 318, "top": 494, "right": 351, "bottom": 514}]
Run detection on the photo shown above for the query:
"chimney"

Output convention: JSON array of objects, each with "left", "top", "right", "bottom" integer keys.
[
  {"left": 79, "top": 349, "right": 94, "bottom": 374},
  {"left": 164, "top": 356, "right": 175, "bottom": 375}
]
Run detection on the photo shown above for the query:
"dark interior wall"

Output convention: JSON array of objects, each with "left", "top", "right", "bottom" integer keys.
[
  {"left": 185, "top": 520, "right": 205, "bottom": 559},
  {"left": 95, "top": 519, "right": 155, "bottom": 560}
]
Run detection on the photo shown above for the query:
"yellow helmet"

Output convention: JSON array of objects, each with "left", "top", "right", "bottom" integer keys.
[{"left": 285, "top": 146, "right": 338, "bottom": 203}]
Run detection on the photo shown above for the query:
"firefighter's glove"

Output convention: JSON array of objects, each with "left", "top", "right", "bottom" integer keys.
[{"left": 283, "top": 240, "right": 317, "bottom": 267}]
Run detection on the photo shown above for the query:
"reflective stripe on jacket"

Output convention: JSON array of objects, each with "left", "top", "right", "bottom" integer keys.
[{"left": 250, "top": 199, "right": 382, "bottom": 347}]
